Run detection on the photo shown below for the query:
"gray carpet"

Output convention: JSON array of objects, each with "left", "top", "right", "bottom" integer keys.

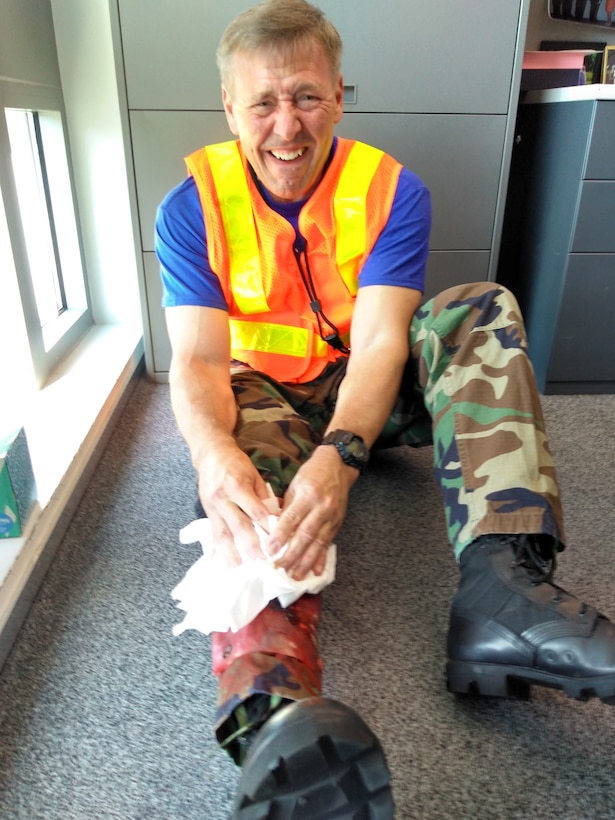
[{"left": 1, "top": 377, "right": 615, "bottom": 820}]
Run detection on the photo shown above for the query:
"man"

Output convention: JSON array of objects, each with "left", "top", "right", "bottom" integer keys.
[{"left": 156, "top": 1, "right": 615, "bottom": 815}]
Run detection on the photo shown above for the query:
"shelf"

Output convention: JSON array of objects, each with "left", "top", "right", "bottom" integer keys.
[{"left": 524, "top": 83, "right": 615, "bottom": 103}]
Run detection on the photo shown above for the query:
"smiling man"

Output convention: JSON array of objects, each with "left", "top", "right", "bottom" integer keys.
[
  {"left": 155, "top": 1, "right": 615, "bottom": 817},
  {"left": 220, "top": 46, "right": 344, "bottom": 203}
]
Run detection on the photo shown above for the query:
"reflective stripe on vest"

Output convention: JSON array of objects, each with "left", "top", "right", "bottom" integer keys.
[
  {"left": 230, "top": 319, "right": 350, "bottom": 359},
  {"left": 204, "top": 140, "right": 385, "bottom": 312},
  {"left": 334, "top": 142, "right": 384, "bottom": 294},
  {"left": 204, "top": 142, "right": 268, "bottom": 314}
]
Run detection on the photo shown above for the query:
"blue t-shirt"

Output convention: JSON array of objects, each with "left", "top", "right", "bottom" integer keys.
[{"left": 156, "top": 138, "right": 431, "bottom": 309}]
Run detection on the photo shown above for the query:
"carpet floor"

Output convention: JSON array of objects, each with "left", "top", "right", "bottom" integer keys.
[{"left": 1, "top": 378, "right": 614, "bottom": 819}]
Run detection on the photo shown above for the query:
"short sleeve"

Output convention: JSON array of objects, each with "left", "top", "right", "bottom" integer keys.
[
  {"left": 155, "top": 177, "right": 228, "bottom": 310},
  {"left": 358, "top": 168, "right": 431, "bottom": 293}
]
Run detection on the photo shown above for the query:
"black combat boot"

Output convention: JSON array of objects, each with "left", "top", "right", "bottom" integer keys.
[
  {"left": 232, "top": 697, "right": 394, "bottom": 819},
  {"left": 446, "top": 535, "right": 615, "bottom": 703}
]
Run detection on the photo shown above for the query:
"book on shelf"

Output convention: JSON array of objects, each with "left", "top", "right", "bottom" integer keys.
[
  {"left": 540, "top": 40, "right": 607, "bottom": 51},
  {"left": 523, "top": 49, "right": 592, "bottom": 69},
  {"left": 540, "top": 40, "right": 606, "bottom": 84},
  {"left": 521, "top": 48, "right": 602, "bottom": 91},
  {"left": 520, "top": 67, "right": 586, "bottom": 91}
]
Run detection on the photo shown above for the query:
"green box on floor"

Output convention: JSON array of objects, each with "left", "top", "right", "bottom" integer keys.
[{"left": 0, "top": 428, "right": 37, "bottom": 538}]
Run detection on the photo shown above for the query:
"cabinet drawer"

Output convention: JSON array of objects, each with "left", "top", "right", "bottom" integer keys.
[
  {"left": 133, "top": 110, "right": 507, "bottom": 254},
  {"left": 142, "top": 248, "right": 493, "bottom": 376},
  {"left": 585, "top": 103, "right": 615, "bottom": 180},
  {"left": 548, "top": 254, "right": 615, "bottom": 383},
  {"left": 336, "top": 112, "right": 506, "bottom": 251},
  {"left": 130, "top": 110, "right": 232, "bottom": 250},
  {"left": 572, "top": 181, "right": 615, "bottom": 253},
  {"left": 118, "top": 0, "right": 521, "bottom": 114},
  {"left": 425, "top": 251, "right": 489, "bottom": 300}
]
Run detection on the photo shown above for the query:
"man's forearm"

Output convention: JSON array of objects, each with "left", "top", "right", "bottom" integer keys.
[
  {"left": 326, "top": 342, "right": 409, "bottom": 448},
  {"left": 322, "top": 284, "right": 420, "bottom": 449},
  {"left": 169, "top": 355, "right": 275, "bottom": 562},
  {"left": 169, "top": 357, "right": 238, "bottom": 472}
]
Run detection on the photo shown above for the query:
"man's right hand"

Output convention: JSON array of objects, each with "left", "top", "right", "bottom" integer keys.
[{"left": 196, "top": 441, "right": 276, "bottom": 568}]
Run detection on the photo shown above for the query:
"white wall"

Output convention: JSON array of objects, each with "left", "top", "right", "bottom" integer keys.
[
  {"left": 49, "top": 0, "right": 143, "bottom": 330},
  {"left": 0, "top": 0, "right": 61, "bottom": 85}
]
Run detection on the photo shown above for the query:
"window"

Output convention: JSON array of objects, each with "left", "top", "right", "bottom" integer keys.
[
  {"left": 0, "top": 84, "right": 91, "bottom": 388},
  {"left": 0, "top": 185, "right": 35, "bottom": 436}
]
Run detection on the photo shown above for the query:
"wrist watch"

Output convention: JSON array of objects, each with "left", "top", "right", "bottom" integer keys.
[{"left": 321, "top": 429, "right": 370, "bottom": 473}]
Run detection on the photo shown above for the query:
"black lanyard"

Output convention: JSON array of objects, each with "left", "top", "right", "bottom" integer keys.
[{"left": 293, "top": 237, "right": 350, "bottom": 354}]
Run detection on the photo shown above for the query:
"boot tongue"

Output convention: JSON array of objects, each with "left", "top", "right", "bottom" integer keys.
[{"left": 513, "top": 536, "right": 555, "bottom": 583}]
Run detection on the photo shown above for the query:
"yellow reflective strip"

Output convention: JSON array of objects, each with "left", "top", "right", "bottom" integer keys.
[
  {"left": 230, "top": 319, "right": 310, "bottom": 358},
  {"left": 334, "top": 142, "right": 383, "bottom": 294},
  {"left": 205, "top": 143, "right": 268, "bottom": 314},
  {"left": 311, "top": 331, "right": 350, "bottom": 357},
  {"left": 312, "top": 335, "right": 329, "bottom": 357}
]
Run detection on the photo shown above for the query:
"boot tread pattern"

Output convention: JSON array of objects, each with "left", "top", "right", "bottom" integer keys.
[{"left": 235, "top": 733, "right": 393, "bottom": 819}]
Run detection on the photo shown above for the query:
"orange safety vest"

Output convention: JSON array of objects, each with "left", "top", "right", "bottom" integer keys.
[{"left": 185, "top": 137, "right": 402, "bottom": 383}]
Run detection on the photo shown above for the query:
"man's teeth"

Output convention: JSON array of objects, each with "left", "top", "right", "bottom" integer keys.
[{"left": 270, "top": 148, "right": 306, "bottom": 161}]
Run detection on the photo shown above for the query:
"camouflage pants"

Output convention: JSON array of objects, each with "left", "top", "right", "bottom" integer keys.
[{"left": 211, "top": 282, "right": 565, "bottom": 758}]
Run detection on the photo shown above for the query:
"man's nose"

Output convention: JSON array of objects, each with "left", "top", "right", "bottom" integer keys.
[{"left": 273, "top": 103, "right": 302, "bottom": 142}]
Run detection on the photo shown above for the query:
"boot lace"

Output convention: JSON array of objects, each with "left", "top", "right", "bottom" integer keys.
[
  {"left": 510, "top": 535, "right": 556, "bottom": 584},
  {"left": 510, "top": 535, "right": 588, "bottom": 614}
]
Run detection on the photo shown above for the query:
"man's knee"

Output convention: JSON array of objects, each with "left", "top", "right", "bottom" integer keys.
[
  {"left": 434, "top": 280, "right": 512, "bottom": 304},
  {"left": 430, "top": 281, "right": 523, "bottom": 325}
]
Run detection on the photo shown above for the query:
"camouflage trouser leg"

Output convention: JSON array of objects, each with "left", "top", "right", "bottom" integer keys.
[
  {"left": 406, "top": 281, "right": 565, "bottom": 560},
  {"left": 213, "top": 363, "right": 347, "bottom": 761}
]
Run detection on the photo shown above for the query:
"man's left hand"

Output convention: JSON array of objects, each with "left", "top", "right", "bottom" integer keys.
[{"left": 265, "top": 445, "right": 359, "bottom": 580}]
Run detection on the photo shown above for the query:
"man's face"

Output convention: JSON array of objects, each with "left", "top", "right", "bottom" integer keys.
[{"left": 222, "top": 41, "right": 344, "bottom": 203}]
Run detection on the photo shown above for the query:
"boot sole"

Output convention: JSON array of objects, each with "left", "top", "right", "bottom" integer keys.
[
  {"left": 232, "top": 697, "right": 394, "bottom": 819},
  {"left": 447, "top": 660, "right": 615, "bottom": 704}
]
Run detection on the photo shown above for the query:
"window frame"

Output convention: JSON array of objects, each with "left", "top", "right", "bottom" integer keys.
[{"left": 0, "top": 79, "right": 92, "bottom": 386}]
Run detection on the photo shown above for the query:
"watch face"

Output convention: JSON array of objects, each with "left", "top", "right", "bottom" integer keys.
[
  {"left": 347, "top": 438, "right": 367, "bottom": 459},
  {"left": 322, "top": 430, "right": 369, "bottom": 470}
]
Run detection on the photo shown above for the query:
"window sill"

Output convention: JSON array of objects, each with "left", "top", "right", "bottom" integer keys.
[
  {"left": 42, "top": 306, "right": 88, "bottom": 353},
  {"left": 0, "top": 323, "right": 143, "bottom": 661}
]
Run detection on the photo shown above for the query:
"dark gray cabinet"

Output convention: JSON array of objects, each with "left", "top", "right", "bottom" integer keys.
[{"left": 498, "top": 90, "right": 615, "bottom": 393}]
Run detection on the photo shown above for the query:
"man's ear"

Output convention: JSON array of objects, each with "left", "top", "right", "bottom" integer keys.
[
  {"left": 334, "top": 74, "right": 344, "bottom": 125},
  {"left": 222, "top": 86, "right": 239, "bottom": 135}
]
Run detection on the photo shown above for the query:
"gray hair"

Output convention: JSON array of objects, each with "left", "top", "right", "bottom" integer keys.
[{"left": 217, "top": 0, "right": 342, "bottom": 89}]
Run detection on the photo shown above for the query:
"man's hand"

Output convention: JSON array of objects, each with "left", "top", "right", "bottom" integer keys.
[
  {"left": 266, "top": 445, "right": 359, "bottom": 580},
  {"left": 197, "top": 441, "right": 275, "bottom": 568}
]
